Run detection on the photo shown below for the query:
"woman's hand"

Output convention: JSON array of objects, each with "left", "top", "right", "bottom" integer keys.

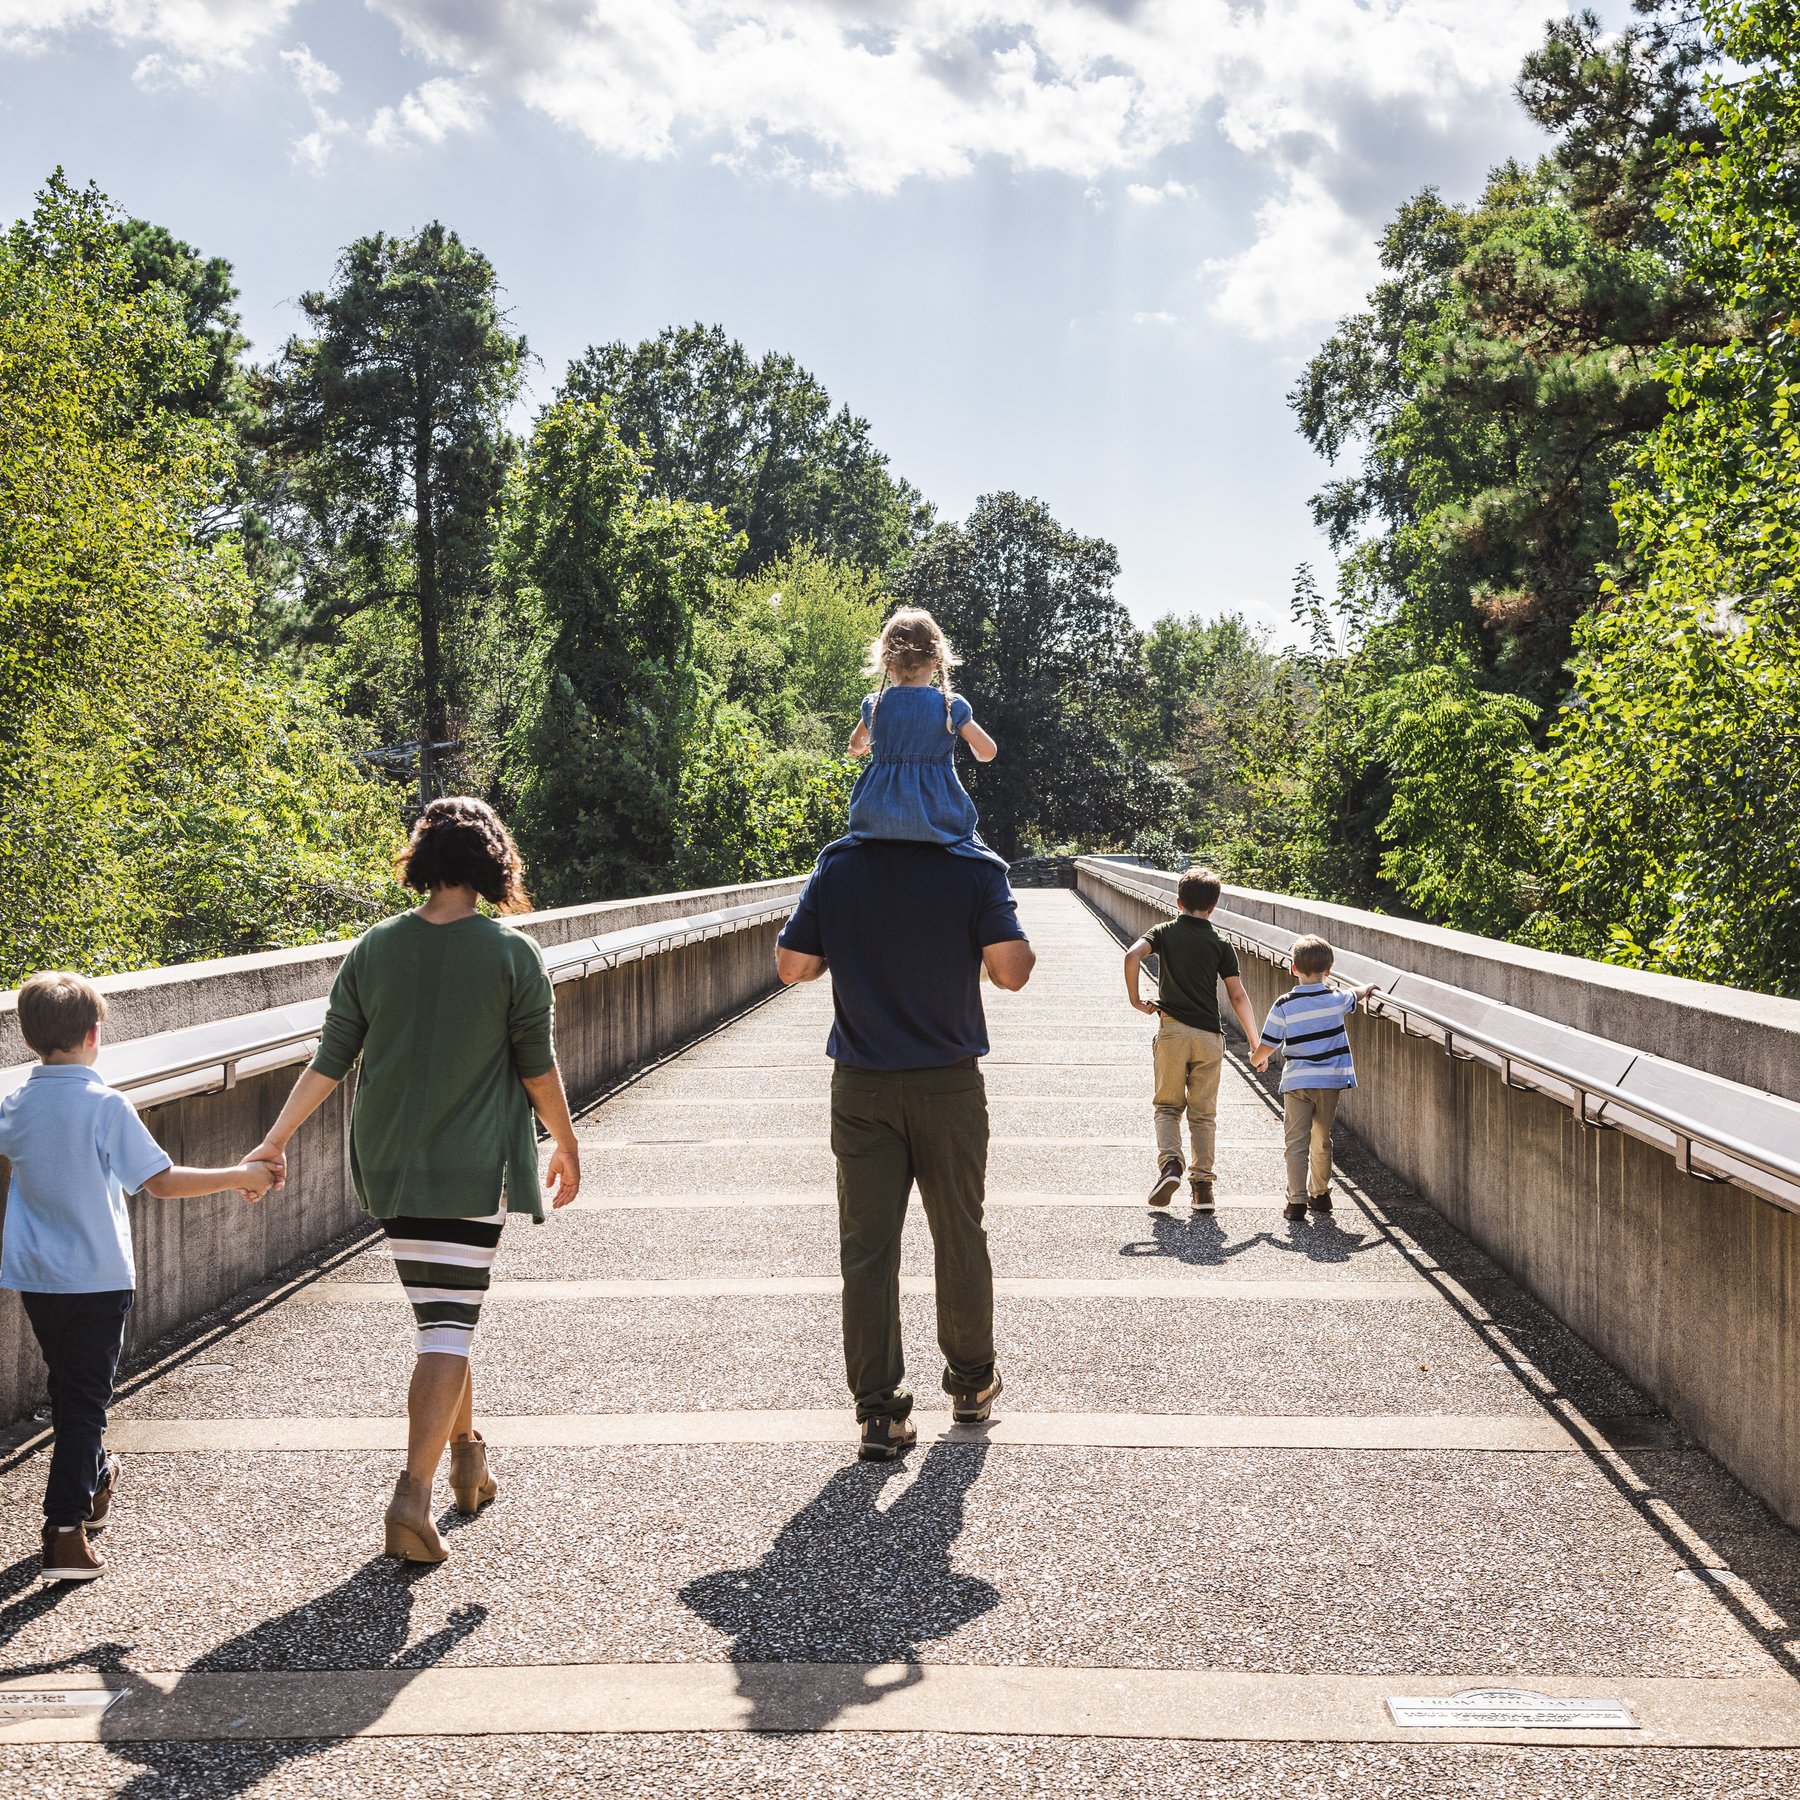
[
  {"left": 245, "top": 1141, "right": 287, "bottom": 1188},
  {"left": 543, "top": 1143, "right": 581, "bottom": 1209}
]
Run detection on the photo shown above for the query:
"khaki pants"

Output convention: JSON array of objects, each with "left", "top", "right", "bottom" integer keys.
[
  {"left": 1151, "top": 1019, "right": 1225, "bottom": 1178},
  {"left": 830, "top": 1062, "right": 995, "bottom": 1422},
  {"left": 1283, "top": 1088, "right": 1341, "bottom": 1201}
]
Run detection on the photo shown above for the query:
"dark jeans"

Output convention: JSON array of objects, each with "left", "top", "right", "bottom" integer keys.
[
  {"left": 21, "top": 1290, "right": 133, "bottom": 1526},
  {"left": 830, "top": 1061, "right": 994, "bottom": 1421}
]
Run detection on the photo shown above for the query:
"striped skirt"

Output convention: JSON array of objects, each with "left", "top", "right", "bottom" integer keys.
[{"left": 380, "top": 1213, "right": 505, "bottom": 1356}]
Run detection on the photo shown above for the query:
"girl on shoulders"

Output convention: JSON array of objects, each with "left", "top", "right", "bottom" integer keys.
[{"left": 840, "top": 607, "right": 1005, "bottom": 866}]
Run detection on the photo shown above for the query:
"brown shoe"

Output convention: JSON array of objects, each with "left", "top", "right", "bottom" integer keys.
[
  {"left": 383, "top": 1473, "right": 448, "bottom": 1563},
  {"left": 951, "top": 1372, "right": 1003, "bottom": 1424},
  {"left": 449, "top": 1433, "right": 497, "bottom": 1516},
  {"left": 86, "top": 1453, "right": 121, "bottom": 1534},
  {"left": 1148, "top": 1157, "right": 1182, "bottom": 1208},
  {"left": 41, "top": 1523, "right": 104, "bottom": 1583},
  {"left": 1308, "top": 1192, "right": 1334, "bottom": 1215},
  {"left": 859, "top": 1414, "right": 918, "bottom": 1462},
  {"left": 1189, "top": 1179, "right": 1215, "bottom": 1213}
]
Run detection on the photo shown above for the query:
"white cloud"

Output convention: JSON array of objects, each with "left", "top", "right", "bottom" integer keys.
[
  {"left": 1132, "top": 309, "right": 1179, "bottom": 326},
  {"left": 0, "top": 0, "right": 297, "bottom": 63},
  {"left": 358, "top": 0, "right": 1555, "bottom": 329},
  {"left": 280, "top": 40, "right": 347, "bottom": 173},
  {"left": 367, "top": 75, "right": 484, "bottom": 149},
  {"left": 1126, "top": 179, "right": 1191, "bottom": 206},
  {"left": 280, "top": 41, "right": 338, "bottom": 103}
]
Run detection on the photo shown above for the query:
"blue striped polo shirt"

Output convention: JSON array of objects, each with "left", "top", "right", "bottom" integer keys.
[{"left": 1260, "top": 983, "right": 1360, "bottom": 1093}]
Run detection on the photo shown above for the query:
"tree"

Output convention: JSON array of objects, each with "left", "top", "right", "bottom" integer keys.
[
  {"left": 259, "top": 223, "right": 526, "bottom": 799},
  {"left": 565, "top": 324, "right": 931, "bottom": 574},
  {"left": 891, "top": 493, "right": 1160, "bottom": 859},
  {"left": 1530, "top": 0, "right": 1800, "bottom": 993},
  {"left": 501, "top": 396, "right": 738, "bottom": 901},
  {"left": 0, "top": 175, "right": 399, "bottom": 982}
]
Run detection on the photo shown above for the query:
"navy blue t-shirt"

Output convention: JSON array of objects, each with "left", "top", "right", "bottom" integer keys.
[{"left": 777, "top": 843, "right": 1028, "bottom": 1070}]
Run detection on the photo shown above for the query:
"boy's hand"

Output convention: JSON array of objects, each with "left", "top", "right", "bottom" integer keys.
[
  {"left": 246, "top": 1139, "right": 287, "bottom": 1188},
  {"left": 1130, "top": 995, "right": 1158, "bottom": 1016},
  {"left": 1250, "top": 1046, "right": 1272, "bottom": 1072},
  {"left": 1356, "top": 983, "right": 1379, "bottom": 1004},
  {"left": 235, "top": 1160, "right": 278, "bottom": 1202}
]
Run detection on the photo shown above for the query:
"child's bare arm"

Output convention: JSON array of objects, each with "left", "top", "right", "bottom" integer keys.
[
  {"left": 847, "top": 719, "right": 872, "bottom": 756},
  {"left": 144, "top": 1161, "right": 276, "bottom": 1202},
  {"left": 1223, "top": 976, "right": 1263, "bottom": 1059},
  {"left": 959, "top": 719, "right": 998, "bottom": 763},
  {"left": 1123, "top": 940, "right": 1158, "bottom": 1014}
]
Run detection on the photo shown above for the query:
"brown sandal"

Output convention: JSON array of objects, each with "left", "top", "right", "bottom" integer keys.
[{"left": 449, "top": 1432, "right": 497, "bottom": 1516}]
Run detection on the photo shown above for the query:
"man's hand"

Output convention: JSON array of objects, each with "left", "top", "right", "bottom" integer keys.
[{"left": 1131, "top": 995, "right": 1158, "bottom": 1016}]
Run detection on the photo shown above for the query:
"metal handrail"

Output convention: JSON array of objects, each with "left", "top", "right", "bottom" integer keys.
[
  {"left": 1, "top": 890, "right": 801, "bottom": 1112},
  {"left": 1078, "top": 857, "right": 1800, "bottom": 1202}
]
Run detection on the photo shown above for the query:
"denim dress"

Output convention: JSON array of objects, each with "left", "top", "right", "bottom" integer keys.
[{"left": 832, "top": 685, "right": 1006, "bottom": 866}]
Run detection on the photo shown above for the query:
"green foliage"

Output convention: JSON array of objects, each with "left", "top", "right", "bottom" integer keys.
[
  {"left": 501, "top": 396, "right": 738, "bottom": 902},
  {"left": 1529, "top": 0, "right": 1800, "bottom": 991},
  {"left": 565, "top": 324, "right": 932, "bottom": 575},
  {"left": 0, "top": 174, "right": 401, "bottom": 985},
  {"left": 1368, "top": 663, "right": 1540, "bottom": 935},
  {"left": 694, "top": 545, "right": 886, "bottom": 751}
]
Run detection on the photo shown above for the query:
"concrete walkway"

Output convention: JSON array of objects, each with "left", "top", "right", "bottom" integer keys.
[{"left": 3, "top": 890, "right": 1800, "bottom": 1795}]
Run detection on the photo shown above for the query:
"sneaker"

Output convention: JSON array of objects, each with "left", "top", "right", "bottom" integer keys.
[
  {"left": 1283, "top": 1199, "right": 1308, "bottom": 1222},
  {"left": 40, "top": 1523, "right": 104, "bottom": 1583},
  {"left": 86, "top": 1453, "right": 121, "bottom": 1534},
  {"left": 1190, "top": 1179, "right": 1215, "bottom": 1213},
  {"left": 1308, "top": 1192, "right": 1334, "bottom": 1216},
  {"left": 859, "top": 1414, "right": 918, "bottom": 1462},
  {"left": 951, "top": 1373, "right": 1003, "bottom": 1424},
  {"left": 1148, "top": 1157, "right": 1183, "bottom": 1208}
]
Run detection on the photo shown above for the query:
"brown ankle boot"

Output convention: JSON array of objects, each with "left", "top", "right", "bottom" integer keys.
[
  {"left": 383, "top": 1473, "right": 447, "bottom": 1563},
  {"left": 449, "top": 1432, "right": 497, "bottom": 1516}
]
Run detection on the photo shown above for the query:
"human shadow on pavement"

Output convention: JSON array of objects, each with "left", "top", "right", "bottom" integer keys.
[
  {"left": 103, "top": 1557, "right": 486, "bottom": 1798},
  {"left": 0, "top": 1549, "right": 132, "bottom": 1673},
  {"left": 1118, "top": 1213, "right": 1263, "bottom": 1266},
  {"left": 1119, "top": 1213, "right": 1381, "bottom": 1267},
  {"left": 681, "top": 1443, "right": 997, "bottom": 1732}
]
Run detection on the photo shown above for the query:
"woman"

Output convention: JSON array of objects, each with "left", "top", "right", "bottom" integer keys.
[{"left": 250, "top": 797, "right": 581, "bottom": 1563}]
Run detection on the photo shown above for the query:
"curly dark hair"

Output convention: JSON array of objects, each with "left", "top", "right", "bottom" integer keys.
[{"left": 397, "top": 797, "right": 531, "bottom": 914}]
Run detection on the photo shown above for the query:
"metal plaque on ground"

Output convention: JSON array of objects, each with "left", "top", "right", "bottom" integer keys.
[
  {"left": 1387, "top": 1689, "right": 1638, "bottom": 1730},
  {"left": 0, "top": 1689, "right": 127, "bottom": 1723}
]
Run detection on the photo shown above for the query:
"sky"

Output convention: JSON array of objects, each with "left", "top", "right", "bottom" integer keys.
[{"left": 0, "top": 1, "right": 1631, "bottom": 641}]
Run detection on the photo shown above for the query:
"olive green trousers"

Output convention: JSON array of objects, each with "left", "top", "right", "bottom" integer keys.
[{"left": 830, "top": 1061, "right": 996, "bottom": 1422}]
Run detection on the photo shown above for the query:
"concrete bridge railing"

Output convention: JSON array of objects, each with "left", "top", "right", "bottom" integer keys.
[
  {"left": 1077, "top": 856, "right": 1800, "bottom": 1530},
  {"left": 0, "top": 875, "right": 806, "bottom": 1427}
]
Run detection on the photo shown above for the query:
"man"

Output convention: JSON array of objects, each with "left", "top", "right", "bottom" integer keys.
[{"left": 776, "top": 841, "right": 1035, "bottom": 1461}]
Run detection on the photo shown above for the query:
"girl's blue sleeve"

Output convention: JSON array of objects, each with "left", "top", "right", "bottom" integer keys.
[
  {"left": 950, "top": 695, "right": 973, "bottom": 731},
  {"left": 860, "top": 694, "right": 876, "bottom": 728}
]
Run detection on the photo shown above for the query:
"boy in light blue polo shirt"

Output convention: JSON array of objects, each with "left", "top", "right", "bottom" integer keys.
[
  {"left": 1250, "top": 936, "right": 1377, "bottom": 1223},
  {"left": 0, "top": 972, "right": 275, "bottom": 1582}
]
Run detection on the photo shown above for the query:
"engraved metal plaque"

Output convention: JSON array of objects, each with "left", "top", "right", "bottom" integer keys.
[
  {"left": 0, "top": 1688, "right": 127, "bottom": 1724},
  {"left": 1387, "top": 1689, "right": 1637, "bottom": 1730}
]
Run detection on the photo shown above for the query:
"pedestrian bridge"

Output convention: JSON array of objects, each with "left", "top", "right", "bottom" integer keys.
[{"left": 3, "top": 862, "right": 1800, "bottom": 1795}]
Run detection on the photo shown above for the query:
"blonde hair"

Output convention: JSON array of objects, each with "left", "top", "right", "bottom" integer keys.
[{"left": 866, "top": 606, "right": 961, "bottom": 734}]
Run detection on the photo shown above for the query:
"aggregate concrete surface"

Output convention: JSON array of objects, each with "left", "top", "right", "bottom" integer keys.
[{"left": 3, "top": 890, "right": 1798, "bottom": 1796}]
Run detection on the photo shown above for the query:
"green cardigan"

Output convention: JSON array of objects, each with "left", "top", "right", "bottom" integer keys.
[{"left": 310, "top": 912, "right": 557, "bottom": 1221}]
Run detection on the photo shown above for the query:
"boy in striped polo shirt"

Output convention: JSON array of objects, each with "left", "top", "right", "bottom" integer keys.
[{"left": 1250, "top": 937, "right": 1377, "bottom": 1221}]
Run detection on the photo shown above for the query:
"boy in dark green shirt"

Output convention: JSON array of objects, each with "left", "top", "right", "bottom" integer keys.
[{"left": 1123, "top": 868, "right": 1264, "bottom": 1211}]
